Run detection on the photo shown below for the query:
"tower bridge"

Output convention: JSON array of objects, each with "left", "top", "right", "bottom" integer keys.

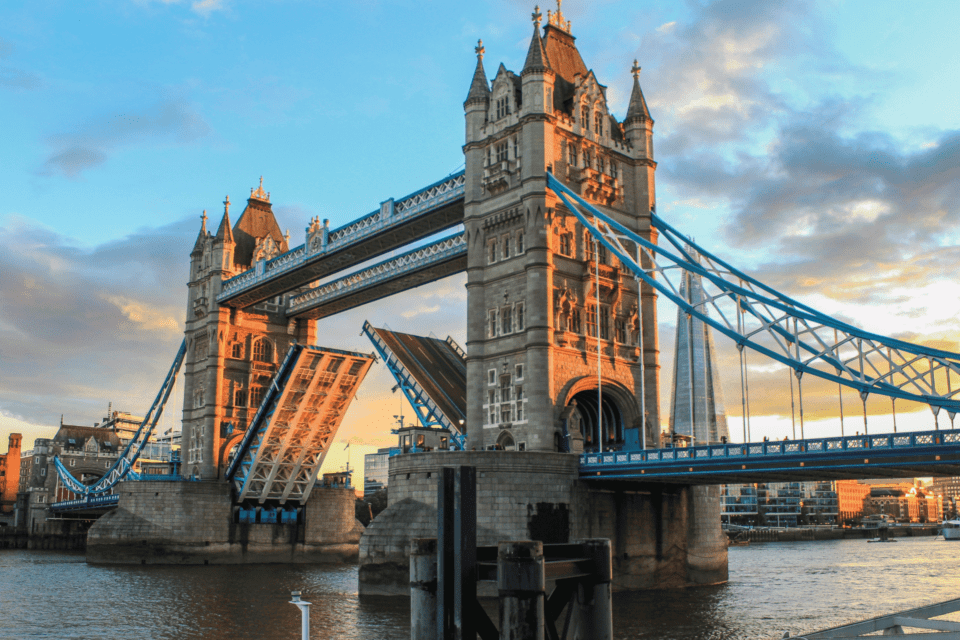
[{"left": 50, "top": 2, "right": 959, "bottom": 589}]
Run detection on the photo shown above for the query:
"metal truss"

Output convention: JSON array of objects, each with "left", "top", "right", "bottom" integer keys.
[
  {"left": 219, "top": 171, "right": 464, "bottom": 301},
  {"left": 546, "top": 173, "right": 960, "bottom": 416},
  {"left": 286, "top": 232, "right": 466, "bottom": 317},
  {"left": 228, "top": 344, "right": 374, "bottom": 505},
  {"left": 54, "top": 339, "right": 187, "bottom": 496},
  {"left": 362, "top": 321, "right": 466, "bottom": 450}
]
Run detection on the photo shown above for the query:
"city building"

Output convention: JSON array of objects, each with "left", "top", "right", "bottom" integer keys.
[
  {"left": 721, "top": 481, "right": 838, "bottom": 527},
  {"left": 363, "top": 448, "right": 392, "bottom": 496},
  {"left": 0, "top": 433, "right": 22, "bottom": 515},
  {"left": 863, "top": 484, "right": 942, "bottom": 524},
  {"left": 836, "top": 479, "right": 872, "bottom": 523}
]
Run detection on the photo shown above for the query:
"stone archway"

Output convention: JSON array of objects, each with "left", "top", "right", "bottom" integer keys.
[
  {"left": 496, "top": 430, "right": 516, "bottom": 451},
  {"left": 568, "top": 388, "right": 625, "bottom": 451}
]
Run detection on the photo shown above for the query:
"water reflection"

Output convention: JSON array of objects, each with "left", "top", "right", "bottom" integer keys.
[{"left": 1, "top": 538, "right": 959, "bottom": 639}]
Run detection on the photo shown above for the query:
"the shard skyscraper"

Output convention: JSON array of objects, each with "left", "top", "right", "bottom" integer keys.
[{"left": 669, "top": 249, "right": 730, "bottom": 445}]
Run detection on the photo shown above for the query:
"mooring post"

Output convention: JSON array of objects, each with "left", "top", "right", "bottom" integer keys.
[
  {"left": 438, "top": 467, "right": 456, "bottom": 639},
  {"left": 410, "top": 538, "right": 439, "bottom": 640},
  {"left": 498, "top": 541, "right": 545, "bottom": 640},
  {"left": 289, "top": 590, "right": 311, "bottom": 640},
  {"left": 578, "top": 539, "right": 613, "bottom": 640},
  {"left": 455, "top": 466, "right": 478, "bottom": 639}
]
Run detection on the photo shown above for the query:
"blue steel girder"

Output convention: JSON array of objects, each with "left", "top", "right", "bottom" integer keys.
[
  {"left": 546, "top": 173, "right": 960, "bottom": 415},
  {"left": 49, "top": 493, "right": 120, "bottom": 513},
  {"left": 580, "top": 429, "right": 960, "bottom": 485},
  {"left": 286, "top": 232, "right": 466, "bottom": 320},
  {"left": 54, "top": 339, "right": 187, "bottom": 497},
  {"left": 362, "top": 321, "right": 466, "bottom": 450},
  {"left": 218, "top": 172, "right": 465, "bottom": 309}
]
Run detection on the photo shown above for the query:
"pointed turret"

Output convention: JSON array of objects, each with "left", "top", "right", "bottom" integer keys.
[
  {"left": 522, "top": 6, "right": 549, "bottom": 75},
  {"left": 624, "top": 60, "right": 652, "bottom": 123},
  {"left": 214, "top": 196, "right": 234, "bottom": 245},
  {"left": 465, "top": 39, "right": 490, "bottom": 106},
  {"left": 191, "top": 210, "right": 208, "bottom": 256}
]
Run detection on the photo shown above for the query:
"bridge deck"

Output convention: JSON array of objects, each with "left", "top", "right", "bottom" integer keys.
[
  {"left": 287, "top": 232, "right": 466, "bottom": 320},
  {"left": 580, "top": 430, "right": 960, "bottom": 485},
  {"left": 218, "top": 172, "right": 464, "bottom": 309}
]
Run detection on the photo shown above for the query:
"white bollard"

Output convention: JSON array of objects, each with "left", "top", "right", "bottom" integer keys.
[{"left": 289, "top": 590, "right": 311, "bottom": 640}]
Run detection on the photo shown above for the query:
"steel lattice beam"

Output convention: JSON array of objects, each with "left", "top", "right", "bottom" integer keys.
[
  {"left": 546, "top": 172, "right": 960, "bottom": 415},
  {"left": 54, "top": 339, "right": 186, "bottom": 497},
  {"left": 230, "top": 344, "right": 374, "bottom": 505}
]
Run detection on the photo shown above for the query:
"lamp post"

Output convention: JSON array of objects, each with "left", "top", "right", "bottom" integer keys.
[{"left": 289, "top": 591, "right": 311, "bottom": 640}]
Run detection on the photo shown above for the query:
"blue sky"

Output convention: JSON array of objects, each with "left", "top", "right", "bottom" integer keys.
[{"left": 2, "top": 1, "right": 960, "bottom": 472}]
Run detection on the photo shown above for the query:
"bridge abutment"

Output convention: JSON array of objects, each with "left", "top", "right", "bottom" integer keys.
[
  {"left": 87, "top": 480, "right": 362, "bottom": 564},
  {"left": 358, "top": 451, "right": 727, "bottom": 595}
]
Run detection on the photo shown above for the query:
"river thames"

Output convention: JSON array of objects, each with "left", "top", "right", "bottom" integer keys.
[{"left": 2, "top": 537, "right": 959, "bottom": 639}]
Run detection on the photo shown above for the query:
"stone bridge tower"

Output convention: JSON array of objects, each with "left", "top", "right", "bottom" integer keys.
[
  {"left": 463, "top": 5, "right": 660, "bottom": 452},
  {"left": 182, "top": 181, "right": 316, "bottom": 479}
]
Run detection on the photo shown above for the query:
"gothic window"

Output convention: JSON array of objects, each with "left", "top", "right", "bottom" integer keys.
[
  {"left": 516, "top": 230, "right": 524, "bottom": 254},
  {"left": 326, "top": 357, "right": 343, "bottom": 373},
  {"left": 581, "top": 104, "right": 590, "bottom": 128},
  {"left": 488, "top": 239, "right": 498, "bottom": 264},
  {"left": 488, "top": 310, "right": 498, "bottom": 338},
  {"left": 250, "top": 386, "right": 264, "bottom": 408},
  {"left": 568, "top": 144, "right": 577, "bottom": 166},
  {"left": 594, "top": 111, "right": 603, "bottom": 135},
  {"left": 586, "top": 305, "right": 598, "bottom": 338},
  {"left": 235, "top": 388, "right": 247, "bottom": 407},
  {"left": 502, "top": 306, "right": 513, "bottom": 334},
  {"left": 515, "top": 364, "right": 524, "bottom": 380},
  {"left": 496, "top": 141, "right": 509, "bottom": 162},
  {"left": 348, "top": 360, "right": 364, "bottom": 376},
  {"left": 615, "top": 318, "right": 627, "bottom": 343},
  {"left": 231, "top": 342, "right": 242, "bottom": 359},
  {"left": 599, "top": 306, "right": 611, "bottom": 340},
  {"left": 496, "top": 96, "right": 511, "bottom": 120},
  {"left": 559, "top": 233, "right": 573, "bottom": 257},
  {"left": 610, "top": 161, "right": 618, "bottom": 180},
  {"left": 194, "top": 387, "right": 205, "bottom": 409},
  {"left": 502, "top": 235, "right": 511, "bottom": 259},
  {"left": 252, "top": 338, "right": 273, "bottom": 363},
  {"left": 583, "top": 149, "right": 592, "bottom": 171},
  {"left": 515, "top": 302, "right": 525, "bottom": 331},
  {"left": 515, "top": 386, "right": 525, "bottom": 421},
  {"left": 488, "top": 369, "right": 496, "bottom": 385},
  {"left": 598, "top": 243, "right": 607, "bottom": 264},
  {"left": 585, "top": 235, "right": 595, "bottom": 261},
  {"left": 571, "top": 309, "right": 582, "bottom": 333}
]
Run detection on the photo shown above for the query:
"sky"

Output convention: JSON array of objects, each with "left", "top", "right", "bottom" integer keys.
[{"left": 2, "top": 0, "right": 960, "bottom": 482}]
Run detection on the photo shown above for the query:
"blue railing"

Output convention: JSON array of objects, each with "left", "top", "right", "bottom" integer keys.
[
  {"left": 581, "top": 429, "right": 960, "bottom": 469},
  {"left": 49, "top": 493, "right": 120, "bottom": 512}
]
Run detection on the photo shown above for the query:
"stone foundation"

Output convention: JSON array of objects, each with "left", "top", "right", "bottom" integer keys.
[
  {"left": 358, "top": 451, "right": 727, "bottom": 594},
  {"left": 87, "top": 480, "right": 363, "bottom": 564}
]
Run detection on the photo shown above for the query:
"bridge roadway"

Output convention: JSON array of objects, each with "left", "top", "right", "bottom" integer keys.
[
  {"left": 217, "top": 171, "right": 465, "bottom": 309},
  {"left": 580, "top": 429, "right": 960, "bottom": 485}
]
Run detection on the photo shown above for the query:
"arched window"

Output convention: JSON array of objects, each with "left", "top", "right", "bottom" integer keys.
[
  {"left": 234, "top": 389, "right": 247, "bottom": 407},
  {"left": 252, "top": 338, "right": 273, "bottom": 363},
  {"left": 231, "top": 342, "right": 242, "bottom": 359}
]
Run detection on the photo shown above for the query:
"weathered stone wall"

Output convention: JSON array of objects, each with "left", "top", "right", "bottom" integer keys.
[
  {"left": 87, "top": 480, "right": 362, "bottom": 564},
  {"left": 358, "top": 450, "right": 728, "bottom": 595},
  {"left": 360, "top": 451, "right": 578, "bottom": 595}
]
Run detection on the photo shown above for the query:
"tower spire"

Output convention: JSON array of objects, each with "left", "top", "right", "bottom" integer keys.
[
  {"left": 522, "top": 6, "right": 549, "bottom": 74},
  {"left": 465, "top": 39, "right": 491, "bottom": 105},
  {"left": 625, "top": 59, "right": 652, "bottom": 122}
]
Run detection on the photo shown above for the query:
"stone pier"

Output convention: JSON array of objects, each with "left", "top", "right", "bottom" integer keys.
[
  {"left": 87, "top": 480, "right": 363, "bottom": 564},
  {"left": 358, "top": 451, "right": 727, "bottom": 595}
]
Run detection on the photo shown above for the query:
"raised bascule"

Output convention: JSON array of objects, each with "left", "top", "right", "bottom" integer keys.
[{"left": 54, "top": 3, "right": 960, "bottom": 590}]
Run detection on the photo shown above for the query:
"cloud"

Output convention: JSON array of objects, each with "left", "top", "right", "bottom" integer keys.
[
  {"left": 133, "top": 0, "right": 229, "bottom": 17},
  {"left": 37, "top": 98, "right": 212, "bottom": 179},
  {"left": 0, "top": 214, "right": 193, "bottom": 427},
  {"left": 0, "top": 37, "right": 42, "bottom": 90}
]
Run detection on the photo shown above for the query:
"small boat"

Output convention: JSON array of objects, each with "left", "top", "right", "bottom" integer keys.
[
  {"left": 867, "top": 538, "right": 897, "bottom": 543},
  {"left": 942, "top": 520, "right": 960, "bottom": 540}
]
